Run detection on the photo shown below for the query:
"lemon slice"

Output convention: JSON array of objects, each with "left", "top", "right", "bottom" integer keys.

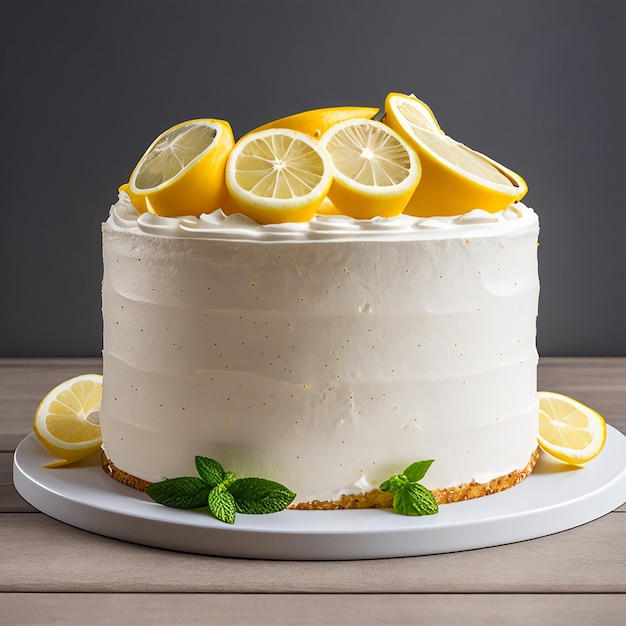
[
  {"left": 384, "top": 92, "right": 527, "bottom": 217},
  {"left": 319, "top": 118, "right": 421, "bottom": 219},
  {"left": 129, "top": 119, "right": 235, "bottom": 218},
  {"left": 224, "top": 128, "right": 333, "bottom": 224},
  {"left": 537, "top": 391, "right": 607, "bottom": 465},
  {"left": 250, "top": 106, "right": 379, "bottom": 139},
  {"left": 33, "top": 374, "right": 103, "bottom": 467}
]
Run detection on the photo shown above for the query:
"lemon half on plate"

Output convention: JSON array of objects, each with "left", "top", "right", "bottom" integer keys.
[
  {"left": 33, "top": 374, "right": 103, "bottom": 467},
  {"left": 537, "top": 391, "right": 607, "bottom": 465}
]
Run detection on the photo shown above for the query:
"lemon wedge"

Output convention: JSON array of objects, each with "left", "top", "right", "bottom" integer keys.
[
  {"left": 384, "top": 92, "right": 527, "bottom": 217},
  {"left": 250, "top": 106, "right": 379, "bottom": 139},
  {"left": 537, "top": 391, "right": 607, "bottom": 465},
  {"left": 224, "top": 128, "right": 333, "bottom": 224},
  {"left": 33, "top": 374, "right": 103, "bottom": 467},
  {"left": 129, "top": 119, "right": 234, "bottom": 218},
  {"left": 319, "top": 118, "right": 421, "bottom": 219}
]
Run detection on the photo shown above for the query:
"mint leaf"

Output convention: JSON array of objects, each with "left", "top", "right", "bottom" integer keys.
[
  {"left": 146, "top": 477, "right": 210, "bottom": 509},
  {"left": 380, "top": 474, "right": 408, "bottom": 493},
  {"left": 145, "top": 456, "right": 296, "bottom": 522},
  {"left": 195, "top": 456, "right": 226, "bottom": 487},
  {"left": 228, "top": 477, "right": 296, "bottom": 514},
  {"left": 393, "top": 482, "right": 438, "bottom": 516},
  {"left": 403, "top": 459, "right": 435, "bottom": 483},
  {"left": 208, "top": 484, "right": 237, "bottom": 524}
]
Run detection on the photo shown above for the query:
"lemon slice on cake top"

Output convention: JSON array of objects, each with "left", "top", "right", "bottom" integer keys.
[
  {"left": 129, "top": 119, "right": 235, "bottom": 218},
  {"left": 319, "top": 118, "right": 421, "bottom": 219},
  {"left": 384, "top": 92, "right": 527, "bottom": 217},
  {"left": 225, "top": 128, "right": 333, "bottom": 224}
]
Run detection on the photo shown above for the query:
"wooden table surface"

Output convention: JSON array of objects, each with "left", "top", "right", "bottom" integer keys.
[{"left": 2, "top": 358, "right": 625, "bottom": 624}]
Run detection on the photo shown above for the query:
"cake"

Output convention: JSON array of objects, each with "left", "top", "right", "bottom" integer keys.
[{"left": 99, "top": 94, "right": 540, "bottom": 509}]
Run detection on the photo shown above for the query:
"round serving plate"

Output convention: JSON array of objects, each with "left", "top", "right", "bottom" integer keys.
[{"left": 13, "top": 427, "right": 626, "bottom": 560}]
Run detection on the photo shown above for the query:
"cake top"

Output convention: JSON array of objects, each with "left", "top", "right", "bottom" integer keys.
[{"left": 119, "top": 92, "right": 528, "bottom": 224}]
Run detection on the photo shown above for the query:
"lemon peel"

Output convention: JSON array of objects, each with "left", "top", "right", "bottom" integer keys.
[{"left": 249, "top": 106, "right": 379, "bottom": 139}]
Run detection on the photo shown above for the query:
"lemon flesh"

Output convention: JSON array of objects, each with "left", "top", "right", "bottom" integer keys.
[{"left": 133, "top": 124, "right": 217, "bottom": 190}]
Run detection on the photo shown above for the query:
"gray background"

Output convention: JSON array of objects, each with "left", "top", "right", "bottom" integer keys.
[{"left": 2, "top": 0, "right": 624, "bottom": 357}]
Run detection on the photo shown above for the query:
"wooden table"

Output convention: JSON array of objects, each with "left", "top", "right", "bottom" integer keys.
[{"left": 2, "top": 358, "right": 625, "bottom": 624}]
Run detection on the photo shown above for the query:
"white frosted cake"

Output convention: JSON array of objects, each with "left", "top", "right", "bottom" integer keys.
[{"left": 100, "top": 196, "right": 540, "bottom": 506}]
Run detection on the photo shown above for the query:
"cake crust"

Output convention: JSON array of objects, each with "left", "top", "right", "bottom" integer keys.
[{"left": 101, "top": 447, "right": 539, "bottom": 509}]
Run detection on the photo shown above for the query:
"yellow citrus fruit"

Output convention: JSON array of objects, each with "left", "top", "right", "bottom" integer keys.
[
  {"left": 129, "top": 119, "right": 235, "bottom": 218},
  {"left": 224, "top": 128, "right": 333, "bottom": 224},
  {"left": 316, "top": 196, "right": 343, "bottom": 216},
  {"left": 118, "top": 182, "right": 148, "bottom": 214},
  {"left": 250, "top": 106, "right": 379, "bottom": 139},
  {"left": 319, "top": 118, "right": 421, "bottom": 219},
  {"left": 537, "top": 391, "right": 607, "bottom": 465},
  {"left": 33, "top": 374, "right": 103, "bottom": 467},
  {"left": 384, "top": 92, "right": 527, "bottom": 217}
]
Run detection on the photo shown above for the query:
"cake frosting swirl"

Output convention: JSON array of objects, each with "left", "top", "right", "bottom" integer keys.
[{"left": 109, "top": 193, "right": 535, "bottom": 241}]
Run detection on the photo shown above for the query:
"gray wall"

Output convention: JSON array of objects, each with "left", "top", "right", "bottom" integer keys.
[{"left": 2, "top": 0, "right": 625, "bottom": 356}]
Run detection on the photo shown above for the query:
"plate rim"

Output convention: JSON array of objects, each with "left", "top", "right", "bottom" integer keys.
[{"left": 13, "top": 427, "right": 626, "bottom": 560}]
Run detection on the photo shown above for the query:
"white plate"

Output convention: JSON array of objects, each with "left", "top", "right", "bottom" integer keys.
[{"left": 13, "top": 428, "right": 626, "bottom": 560}]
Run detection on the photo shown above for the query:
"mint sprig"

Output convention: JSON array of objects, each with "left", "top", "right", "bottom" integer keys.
[
  {"left": 380, "top": 459, "right": 439, "bottom": 516},
  {"left": 146, "top": 456, "right": 296, "bottom": 524}
]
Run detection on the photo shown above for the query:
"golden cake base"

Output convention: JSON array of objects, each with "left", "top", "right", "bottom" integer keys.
[{"left": 101, "top": 447, "right": 539, "bottom": 509}]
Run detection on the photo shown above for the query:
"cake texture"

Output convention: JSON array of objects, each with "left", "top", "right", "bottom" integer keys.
[{"left": 100, "top": 196, "right": 540, "bottom": 505}]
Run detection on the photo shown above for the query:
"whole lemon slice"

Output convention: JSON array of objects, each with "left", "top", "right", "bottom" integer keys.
[
  {"left": 384, "top": 93, "right": 527, "bottom": 217},
  {"left": 224, "top": 128, "right": 333, "bottom": 224},
  {"left": 537, "top": 391, "right": 607, "bottom": 465},
  {"left": 33, "top": 374, "right": 103, "bottom": 467},
  {"left": 319, "top": 118, "right": 421, "bottom": 219},
  {"left": 129, "top": 119, "right": 235, "bottom": 218},
  {"left": 250, "top": 106, "right": 379, "bottom": 139}
]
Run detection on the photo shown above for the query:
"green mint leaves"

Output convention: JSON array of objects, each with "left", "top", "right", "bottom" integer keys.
[
  {"left": 380, "top": 459, "right": 439, "bottom": 516},
  {"left": 146, "top": 456, "right": 438, "bottom": 522},
  {"left": 146, "top": 456, "right": 296, "bottom": 524}
]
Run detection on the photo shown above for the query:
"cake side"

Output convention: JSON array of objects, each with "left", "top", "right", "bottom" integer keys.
[{"left": 100, "top": 200, "right": 539, "bottom": 504}]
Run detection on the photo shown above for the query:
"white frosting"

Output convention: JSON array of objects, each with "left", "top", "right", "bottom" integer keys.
[
  {"left": 101, "top": 196, "right": 539, "bottom": 502},
  {"left": 109, "top": 193, "right": 535, "bottom": 242}
]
